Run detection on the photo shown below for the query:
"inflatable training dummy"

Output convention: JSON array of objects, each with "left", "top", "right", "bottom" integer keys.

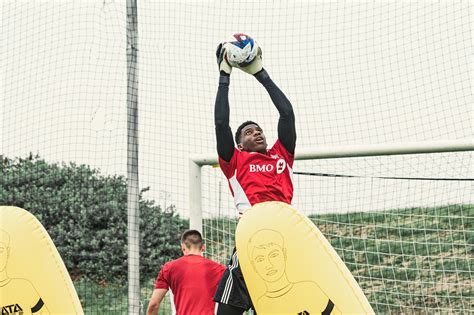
[
  {"left": 0, "top": 206, "right": 83, "bottom": 314},
  {"left": 236, "top": 201, "right": 374, "bottom": 315}
]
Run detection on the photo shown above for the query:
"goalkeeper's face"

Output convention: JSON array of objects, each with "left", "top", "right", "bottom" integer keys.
[{"left": 238, "top": 124, "right": 267, "bottom": 154}]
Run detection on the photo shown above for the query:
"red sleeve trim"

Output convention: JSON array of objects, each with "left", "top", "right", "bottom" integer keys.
[
  {"left": 218, "top": 148, "right": 238, "bottom": 178},
  {"left": 272, "top": 139, "right": 294, "bottom": 166},
  {"left": 154, "top": 263, "right": 170, "bottom": 290}
]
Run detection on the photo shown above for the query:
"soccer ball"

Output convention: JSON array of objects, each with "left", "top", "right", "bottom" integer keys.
[{"left": 225, "top": 33, "right": 259, "bottom": 68}]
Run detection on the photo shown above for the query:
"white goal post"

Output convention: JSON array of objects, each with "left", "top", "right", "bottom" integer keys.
[{"left": 189, "top": 139, "right": 473, "bottom": 231}]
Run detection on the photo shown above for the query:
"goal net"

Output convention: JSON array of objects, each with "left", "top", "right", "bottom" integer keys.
[
  {"left": 201, "top": 150, "right": 473, "bottom": 313},
  {"left": 3, "top": 0, "right": 471, "bottom": 313}
]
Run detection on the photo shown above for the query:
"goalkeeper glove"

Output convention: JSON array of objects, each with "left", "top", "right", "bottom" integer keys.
[
  {"left": 235, "top": 46, "right": 263, "bottom": 75},
  {"left": 216, "top": 42, "right": 232, "bottom": 75}
]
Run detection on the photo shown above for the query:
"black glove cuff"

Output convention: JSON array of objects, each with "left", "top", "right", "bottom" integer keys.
[
  {"left": 219, "top": 73, "right": 230, "bottom": 85},
  {"left": 254, "top": 69, "right": 270, "bottom": 83}
]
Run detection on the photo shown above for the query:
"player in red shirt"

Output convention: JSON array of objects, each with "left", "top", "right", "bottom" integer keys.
[
  {"left": 213, "top": 38, "right": 296, "bottom": 315},
  {"left": 147, "top": 230, "right": 225, "bottom": 315}
]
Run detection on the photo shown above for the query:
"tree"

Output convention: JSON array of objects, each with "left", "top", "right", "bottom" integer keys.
[{"left": 0, "top": 155, "right": 187, "bottom": 282}]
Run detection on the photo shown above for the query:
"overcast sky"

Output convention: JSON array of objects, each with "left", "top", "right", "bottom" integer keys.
[{"left": 2, "top": 0, "right": 472, "bottom": 217}]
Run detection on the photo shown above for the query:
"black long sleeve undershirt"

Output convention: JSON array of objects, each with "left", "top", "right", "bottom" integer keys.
[
  {"left": 254, "top": 70, "right": 296, "bottom": 155},
  {"left": 214, "top": 73, "right": 235, "bottom": 162},
  {"left": 215, "top": 69, "right": 296, "bottom": 162}
]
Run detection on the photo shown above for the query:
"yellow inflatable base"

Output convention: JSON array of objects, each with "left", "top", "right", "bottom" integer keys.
[
  {"left": 0, "top": 206, "right": 83, "bottom": 314},
  {"left": 236, "top": 202, "right": 374, "bottom": 315}
]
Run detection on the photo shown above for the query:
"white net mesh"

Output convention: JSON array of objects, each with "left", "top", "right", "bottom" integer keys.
[
  {"left": 2, "top": 0, "right": 472, "bottom": 313},
  {"left": 202, "top": 152, "right": 473, "bottom": 312}
]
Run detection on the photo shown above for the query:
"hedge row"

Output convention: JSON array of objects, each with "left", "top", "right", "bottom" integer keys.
[{"left": 0, "top": 155, "right": 187, "bottom": 282}]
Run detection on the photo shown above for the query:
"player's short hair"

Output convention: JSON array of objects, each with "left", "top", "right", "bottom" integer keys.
[
  {"left": 235, "top": 120, "right": 261, "bottom": 144},
  {"left": 181, "top": 229, "right": 203, "bottom": 248}
]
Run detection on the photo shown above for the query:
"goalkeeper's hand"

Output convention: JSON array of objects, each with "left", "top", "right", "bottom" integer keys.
[
  {"left": 216, "top": 42, "right": 232, "bottom": 75},
  {"left": 235, "top": 46, "right": 263, "bottom": 75}
]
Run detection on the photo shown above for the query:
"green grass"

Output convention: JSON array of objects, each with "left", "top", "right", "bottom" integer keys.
[
  {"left": 76, "top": 204, "right": 473, "bottom": 314},
  {"left": 75, "top": 278, "right": 171, "bottom": 315},
  {"left": 309, "top": 204, "right": 474, "bottom": 313}
]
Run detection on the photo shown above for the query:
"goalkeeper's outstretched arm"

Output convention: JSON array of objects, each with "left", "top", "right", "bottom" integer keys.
[
  {"left": 232, "top": 40, "right": 296, "bottom": 154},
  {"left": 255, "top": 69, "right": 296, "bottom": 154},
  {"left": 214, "top": 42, "right": 235, "bottom": 163},
  {"left": 214, "top": 72, "right": 235, "bottom": 162}
]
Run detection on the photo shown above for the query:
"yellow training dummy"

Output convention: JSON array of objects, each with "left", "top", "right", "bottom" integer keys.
[
  {"left": 236, "top": 201, "right": 374, "bottom": 315},
  {"left": 0, "top": 206, "right": 83, "bottom": 314}
]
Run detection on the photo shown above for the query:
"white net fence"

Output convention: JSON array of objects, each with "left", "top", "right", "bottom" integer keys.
[
  {"left": 2, "top": 0, "right": 472, "bottom": 313},
  {"left": 201, "top": 151, "right": 473, "bottom": 313}
]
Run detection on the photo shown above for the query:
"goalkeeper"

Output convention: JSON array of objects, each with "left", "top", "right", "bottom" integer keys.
[{"left": 213, "top": 37, "right": 296, "bottom": 315}]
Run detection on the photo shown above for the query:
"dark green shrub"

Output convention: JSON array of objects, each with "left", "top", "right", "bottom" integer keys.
[{"left": 0, "top": 155, "right": 187, "bottom": 282}]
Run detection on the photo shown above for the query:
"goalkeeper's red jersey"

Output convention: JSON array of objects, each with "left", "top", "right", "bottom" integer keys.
[
  {"left": 219, "top": 139, "right": 294, "bottom": 212},
  {"left": 155, "top": 255, "right": 225, "bottom": 315}
]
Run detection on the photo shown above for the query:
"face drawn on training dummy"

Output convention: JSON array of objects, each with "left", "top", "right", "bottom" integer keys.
[
  {"left": 0, "top": 229, "right": 13, "bottom": 282},
  {"left": 249, "top": 232, "right": 287, "bottom": 283},
  {"left": 0, "top": 229, "right": 50, "bottom": 314},
  {"left": 248, "top": 229, "right": 296, "bottom": 289},
  {"left": 247, "top": 229, "right": 336, "bottom": 313}
]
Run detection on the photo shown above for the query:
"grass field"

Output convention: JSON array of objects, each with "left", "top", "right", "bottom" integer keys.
[
  {"left": 75, "top": 204, "right": 473, "bottom": 314},
  {"left": 75, "top": 278, "right": 172, "bottom": 315},
  {"left": 311, "top": 204, "right": 473, "bottom": 313}
]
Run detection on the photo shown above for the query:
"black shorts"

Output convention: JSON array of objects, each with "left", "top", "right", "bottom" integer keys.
[{"left": 213, "top": 248, "right": 254, "bottom": 311}]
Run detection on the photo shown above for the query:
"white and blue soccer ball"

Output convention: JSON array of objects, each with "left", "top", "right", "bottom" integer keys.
[{"left": 225, "top": 33, "right": 259, "bottom": 68}]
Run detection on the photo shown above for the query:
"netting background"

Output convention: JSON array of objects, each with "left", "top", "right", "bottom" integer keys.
[
  {"left": 201, "top": 152, "right": 473, "bottom": 313},
  {"left": 2, "top": 0, "right": 472, "bottom": 313}
]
